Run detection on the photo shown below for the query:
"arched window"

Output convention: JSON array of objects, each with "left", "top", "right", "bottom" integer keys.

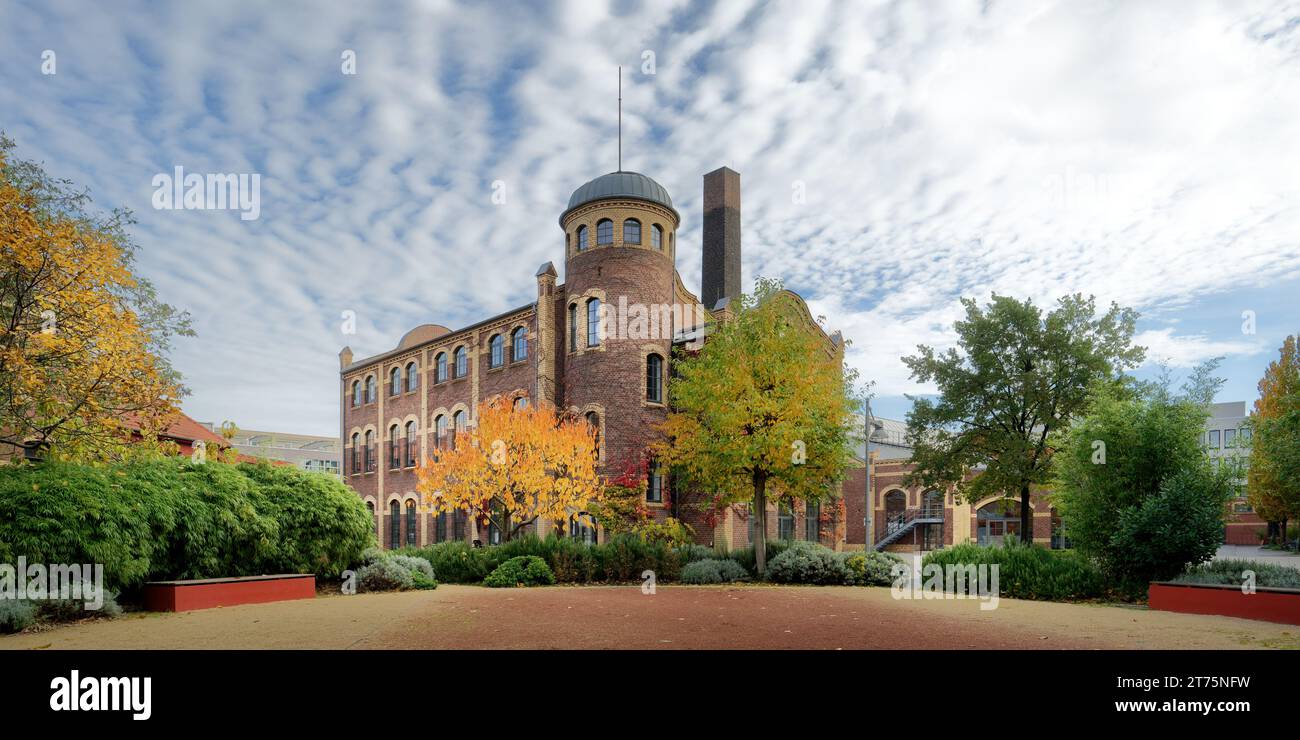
[
  {"left": 777, "top": 501, "right": 795, "bottom": 541},
  {"left": 513, "top": 396, "right": 529, "bottom": 410},
  {"left": 569, "top": 514, "right": 598, "bottom": 545},
  {"left": 454, "top": 346, "right": 468, "bottom": 378},
  {"left": 389, "top": 367, "right": 401, "bottom": 396},
  {"left": 389, "top": 500, "right": 400, "bottom": 549},
  {"left": 489, "top": 334, "right": 504, "bottom": 368},
  {"left": 646, "top": 460, "right": 664, "bottom": 503},
  {"left": 405, "top": 500, "right": 417, "bottom": 546},
  {"left": 405, "top": 421, "right": 417, "bottom": 467},
  {"left": 568, "top": 304, "right": 578, "bottom": 352},
  {"left": 586, "top": 298, "right": 601, "bottom": 347},
  {"left": 364, "top": 430, "right": 375, "bottom": 472},
  {"left": 351, "top": 381, "right": 361, "bottom": 407},
  {"left": 646, "top": 353, "right": 664, "bottom": 403},
  {"left": 806, "top": 499, "right": 821, "bottom": 542},
  {"left": 452, "top": 410, "right": 466, "bottom": 450},
  {"left": 435, "top": 511, "right": 447, "bottom": 542},
  {"left": 365, "top": 376, "right": 376, "bottom": 404},
  {"left": 651, "top": 224, "right": 663, "bottom": 249},
  {"left": 512, "top": 327, "right": 527, "bottom": 361},
  {"left": 453, "top": 509, "right": 467, "bottom": 540},
  {"left": 435, "top": 352, "right": 447, "bottom": 383},
  {"left": 623, "top": 218, "right": 641, "bottom": 244},
  {"left": 389, "top": 424, "right": 400, "bottom": 469},
  {"left": 366, "top": 500, "right": 375, "bottom": 530},
  {"left": 434, "top": 414, "right": 447, "bottom": 450},
  {"left": 923, "top": 490, "right": 944, "bottom": 518},
  {"left": 405, "top": 362, "right": 418, "bottom": 392},
  {"left": 575, "top": 225, "right": 588, "bottom": 252},
  {"left": 596, "top": 218, "right": 613, "bottom": 245},
  {"left": 585, "top": 411, "right": 600, "bottom": 459},
  {"left": 350, "top": 432, "right": 359, "bottom": 474}
]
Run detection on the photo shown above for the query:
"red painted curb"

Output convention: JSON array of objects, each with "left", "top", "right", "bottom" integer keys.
[
  {"left": 1148, "top": 581, "right": 1300, "bottom": 625},
  {"left": 143, "top": 574, "right": 316, "bottom": 612}
]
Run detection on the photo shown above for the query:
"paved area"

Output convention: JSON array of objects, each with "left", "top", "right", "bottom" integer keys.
[
  {"left": 2, "top": 584, "right": 1296, "bottom": 650},
  {"left": 1216, "top": 545, "right": 1300, "bottom": 570}
]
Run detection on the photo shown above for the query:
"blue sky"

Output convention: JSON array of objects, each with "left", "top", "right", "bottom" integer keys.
[{"left": 2, "top": 0, "right": 1298, "bottom": 434}]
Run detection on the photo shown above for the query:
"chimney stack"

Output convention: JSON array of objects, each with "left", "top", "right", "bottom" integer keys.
[{"left": 701, "top": 167, "right": 741, "bottom": 310}]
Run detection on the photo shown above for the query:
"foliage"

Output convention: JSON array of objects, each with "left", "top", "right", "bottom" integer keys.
[
  {"left": 922, "top": 541, "right": 1107, "bottom": 601},
  {"left": 1248, "top": 335, "right": 1300, "bottom": 529},
  {"left": 654, "top": 277, "right": 857, "bottom": 575},
  {"left": 680, "top": 558, "right": 749, "bottom": 584},
  {"left": 483, "top": 555, "right": 555, "bottom": 587},
  {"left": 417, "top": 398, "right": 602, "bottom": 542},
  {"left": 842, "top": 551, "right": 904, "bottom": 586},
  {"left": 0, "top": 591, "right": 124, "bottom": 633},
  {"left": 1173, "top": 559, "right": 1300, "bottom": 589},
  {"left": 0, "top": 134, "right": 193, "bottom": 461},
  {"left": 587, "top": 474, "right": 693, "bottom": 546},
  {"left": 401, "top": 534, "right": 705, "bottom": 585},
  {"left": 0, "top": 457, "right": 374, "bottom": 589},
  {"left": 354, "top": 551, "right": 438, "bottom": 592},
  {"left": 904, "top": 293, "right": 1143, "bottom": 542},
  {"left": 766, "top": 541, "right": 851, "bottom": 584},
  {"left": 1051, "top": 363, "right": 1234, "bottom": 594},
  {"left": 0, "top": 599, "right": 37, "bottom": 633}
]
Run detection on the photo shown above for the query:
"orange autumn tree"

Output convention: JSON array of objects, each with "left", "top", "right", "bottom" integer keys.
[
  {"left": 416, "top": 398, "right": 603, "bottom": 542},
  {"left": 0, "top": 134, "right": 191, "bottom": 461}
]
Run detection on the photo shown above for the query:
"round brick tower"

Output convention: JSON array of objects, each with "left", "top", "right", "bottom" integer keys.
[{"left": 559, "top": 171, "right": 680, "bottom": 481}]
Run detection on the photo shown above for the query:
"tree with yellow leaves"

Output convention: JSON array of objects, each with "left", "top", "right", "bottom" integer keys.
[
  {"left": 416, "top": 397, "right": 603, "bottom": 542},
  {"left": 0, "top": 134, "right": 192, "bottom": 461},
  {"left": 653, "top": 277, "right": 857, "bottom": 576},
  {"left": 1248, "top": 334, "right": 1300, "bottom": 540}
]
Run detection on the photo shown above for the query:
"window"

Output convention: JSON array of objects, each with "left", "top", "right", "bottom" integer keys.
[
  {"left": 453, "top": 509, "right": 467, "bottom": 541},
  {"left": 434, "top": 415, "right": 447, "bottom": 450},
  {"left": 452, "top": 410, "right": 466, "bottom": 450},
  {"left": 405, "top": 501, "right": 417, "bottom": 546},
  {"left": 575, "top": 225, "right": 588, "bottom": 252},
  {"left": 389, "top": 501, "right": 400, "bottom": 549},
  {"left": 454, "top": 346, "right": 468, "bottom": 378},
  {"left": 351, "top": 381, "right": 361, "bottom": 407},
  {"left": 806, "top": 499, "right": 821, "bottom": 541},
  {"left": 1224, "top": 428, "right": 1237, "bottom": 447},
  {"left": 1240, "top": 427, "right": 1252, "bottom": 441},
  {"left": 512, "top": 327, "right": 527, "bottom": 361},
  {"left": 646, "top": 354, "right": 663, "bottom": 403},
  {"left": 389, "top": 425, "right": 400, "bottom": 469},
  {"left": 513, "top": 396, "right": 528, "bottom": 410},
  {"left": 406, "top": 362, "right": 418, "bottom": 392},
  {"left": 570, "top": 514, "right": 598, "bottom": 545},
  {"left": 777, "top": 503, "right": 795, "bottom": 541},
  {"left": 596, "top": 219, "right": 613, "bottom": 245},
  {"left": 364, "top": 430, "right": 375, "bottom": 472},
  {"left": 489, "top": 334, "right": 504, "bottom": 368},
  {"left": 365, "top": 376, "right": 376, "bottom": 404},
  {"left": 350, "top": 433, "right": 359, "bottom": 474},
  {"left": 1208, "top": 429, "right": 1220, "bottom": 448},
  {"left": 586, "top": 298, "right": 601, "bottom": 347},
  {"left": 647, "top": 461, "right": 663, "bottom": 503},
  {"left": 568, "top": 304, "right": 578, "bottom": 352},
  {"left": 390, "top": 367, "right": 401, "bottom": 396},
  {"left": 435, "top": 352, "right": 448, "bottom": 383},
  {"left": 623, "top": 219, "right": 641, "bottom": 244},
  {"left": 585, "top": 411, "right": 600, "bottom": 459},
  {"left": 651, "top": 224, "right": 662, "bottom": 249},
  {"left": 405, "top": 421, "right": 417, "bottom": 467}
]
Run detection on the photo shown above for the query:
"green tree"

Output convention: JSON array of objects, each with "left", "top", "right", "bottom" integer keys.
[
  {"left": 903, "top": 293, "right": 1144, "bottom": 542},
  {"left": 1051, "top": 362, "right": 1234, "bottom": 593},
  {"left": 1247, "top": 335, "right": 1300, "bottom": 538},
  {"left": 653, "top": 278, "right": 856, "bottom": 576}
]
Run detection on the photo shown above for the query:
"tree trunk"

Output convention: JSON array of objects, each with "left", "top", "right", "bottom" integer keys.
[
  {"left": 753, "top": 470, "right": 769, "bottom": 576},
  {"left": 1020, "top": 483, "right": 1032, "bottom": 545}
]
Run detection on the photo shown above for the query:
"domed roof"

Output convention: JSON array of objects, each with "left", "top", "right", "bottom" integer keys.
[{"left": 562, "top": 171, "right": 676, "bottom": 223}]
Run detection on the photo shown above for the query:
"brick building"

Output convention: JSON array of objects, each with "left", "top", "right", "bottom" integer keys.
[{"left": 340, "top": 167, "right": 848, "bottom": 550}]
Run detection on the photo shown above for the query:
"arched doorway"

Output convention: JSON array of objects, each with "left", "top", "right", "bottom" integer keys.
[
  {"left": 884, "top": 490, "right": 906, "bottom": 535},
  {"left": 976, "top": 499, "right": 1020, "bottom": 545}
]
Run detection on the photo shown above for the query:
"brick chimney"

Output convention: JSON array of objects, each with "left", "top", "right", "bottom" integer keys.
[{"left": 701, "top": 166, "right": 741, "bottom": 310}]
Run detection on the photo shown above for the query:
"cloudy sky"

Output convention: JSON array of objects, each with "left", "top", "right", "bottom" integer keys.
[{"left": 3, "top": 0, "right": 1298, "bottom": 435}]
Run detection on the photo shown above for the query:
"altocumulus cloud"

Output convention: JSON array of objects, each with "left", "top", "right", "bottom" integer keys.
[{"left": 0, "top": 0, "right": 1297, "bottom": 432}]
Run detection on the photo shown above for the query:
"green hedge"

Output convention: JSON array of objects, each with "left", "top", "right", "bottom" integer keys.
[
  {"left": 1173, "top": 559, "right": 1300, "bottom": 589},
  {"left": 922, "top": 541, "right": 1107, "bottom": 601},
  {"left": 399, "top": 534, "right": 693, "bottom": 584},
  {"left": 483, "top": 556, "right": 555, "bottom": 587},
  {"left": 0, "top": 457, "right": 374, "bottom": 589}
]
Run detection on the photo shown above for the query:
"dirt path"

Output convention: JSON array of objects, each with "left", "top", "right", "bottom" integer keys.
[{"left": 2, "top": 584, "right": 1296, "bottom": 650}]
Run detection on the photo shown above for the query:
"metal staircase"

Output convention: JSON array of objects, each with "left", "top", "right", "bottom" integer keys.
[{"left": 874, "top": 508, "right": 944, "bottom": 551}]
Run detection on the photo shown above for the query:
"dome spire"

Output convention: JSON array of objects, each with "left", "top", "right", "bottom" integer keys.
[{"left": 617, "top": 65, "right": 623, "bottom": 173}]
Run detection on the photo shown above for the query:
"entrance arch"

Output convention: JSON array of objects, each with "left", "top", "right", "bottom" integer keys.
[{"left": 976, "top": 498, "right": 1020, "bottom": 545}]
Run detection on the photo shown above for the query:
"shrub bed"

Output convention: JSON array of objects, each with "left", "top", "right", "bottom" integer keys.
[
  {"left": 483, "top": 556, "right": 555, "bottom": 587},
  {"left": 680, "top": 558, "right": 749, "bottom": 584},
  {"left": 922, "top": 541, "right": 1106, "bottom": 601},
  {"left": 0, "top": 457, "right": 374, "bottom": 591},
  {"left": 1173, "top": 559, "right": 1300, "bottom": 589}
]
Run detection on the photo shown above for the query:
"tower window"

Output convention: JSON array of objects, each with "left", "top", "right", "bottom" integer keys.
[
  {"left": 586, "top": 298, "right": 602, "bottom": 347},
  {"left": 454, "top": 346, "right": 468, "bottom": 378},
  {"left": 576, "top": 225, "right": 588, "bottom": 252},
  {"left": 512, "top": 327, "right": 528, "bottom": 361},
  {"left": 405, "top": 362, "right": 418, "bottom": 392},
  {"left": 646, "top": 353, "right": 664, "bottom": 403},
  {"left": 435, "top": 352, "right": 447, "bottom": 383},
  {"left": 585, "top": 411, "right": 601, "bottom": 459},
  {"left": 568, "top": 304, "right": 578, "bottom": 352},
  {"left": 489, "top": 334, "right": 504, "bottom": 368},
  {"left": 647, "top": 461, "right": 663, "bottom": 503},
  {"left": 596, "top": 219, "right": 613, "bottom": 245},
  {"left": 652, "top": 224, "right": 663, "bottom": 249},
  {"left": 513, "top": 396, "right": 529, "bottom": 410},
  {"left": 623, "top": 219, "right": 641, "bottom": 244}
]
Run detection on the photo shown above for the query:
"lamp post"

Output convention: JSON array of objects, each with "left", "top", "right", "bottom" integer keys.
[{"left": 864, "top": 399, "right": 874, "bottom": 551}]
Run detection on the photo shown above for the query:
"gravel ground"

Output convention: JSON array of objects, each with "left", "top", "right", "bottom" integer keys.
[{"left": 2, "top": 584, "right": 1296, "bottom": 650}]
